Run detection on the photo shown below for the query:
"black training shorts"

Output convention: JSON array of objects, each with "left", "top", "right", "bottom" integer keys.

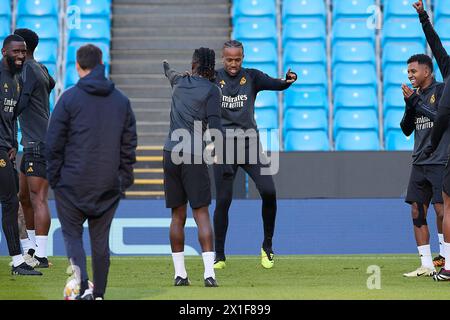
[
  {"left": 405, "top": 164, "right": 444, "bottom": 205},
  {"left": 163, "top": 150, "right": 211, "bottom": 209}
]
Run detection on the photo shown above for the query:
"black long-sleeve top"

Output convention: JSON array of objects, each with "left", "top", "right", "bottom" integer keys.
[
  {"left": 419, "top": 11, "right": 450, "bottom": 152},
  {"left": 163, "top": 62, "right": 224, "bottom": 158}
]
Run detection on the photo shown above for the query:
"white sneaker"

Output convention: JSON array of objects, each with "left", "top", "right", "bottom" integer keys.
[{"left": 403, "top": 266, "right": 436, "bottom": 277}]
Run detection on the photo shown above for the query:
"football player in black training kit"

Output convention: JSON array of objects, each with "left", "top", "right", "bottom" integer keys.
[{"left": 213, "top": 40, "right": 297, "bottom": 270}]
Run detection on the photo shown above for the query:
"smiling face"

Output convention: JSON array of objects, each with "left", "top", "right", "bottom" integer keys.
[
  {"left": 407, "top": 61, "right": 430, "bottom": 89},
  {"left": 222, "top": 47, "right": 243, "bottom": 77},
  {"left": 2, "top": 40, "right": 27, "bottom": 74}
]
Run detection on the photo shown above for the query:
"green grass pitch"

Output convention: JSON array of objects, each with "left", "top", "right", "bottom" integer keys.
[{"left": 1, "top": 255, "right": 450, "bottom": 300}]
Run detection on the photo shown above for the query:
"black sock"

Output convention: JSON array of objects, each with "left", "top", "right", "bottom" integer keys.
[{"left": 80, "top": 280, "right": 89, "bottom": 295}]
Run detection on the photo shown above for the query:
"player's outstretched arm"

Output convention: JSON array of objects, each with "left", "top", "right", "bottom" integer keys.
[
  {"left": 163, "top": 60, "right": 181, "bottom": 86},
  {"left": 252, "top": 68, "right": 297, "bottom": 92},
  {"left": 414, "top": 0, "right": 450, "bottom": 78}
]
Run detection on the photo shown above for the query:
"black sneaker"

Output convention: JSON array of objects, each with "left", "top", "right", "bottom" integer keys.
[
  {"left": 27, "top": 249, "right": 35, "bottom": 257},
  {"left": 204, "top": 277, "right": 219, "bottom": 287},
  {"left": 35, "top": 256, "right": 49, "bottom": 268},
  {"left": 174, "top": 276, "right": 190, "bottom": 286},
  {"left": 434, "top": 268, "right": 450, "bottom": 281},
  {"left": 11, "top": 262, "right": 42, "bottom": 276}
]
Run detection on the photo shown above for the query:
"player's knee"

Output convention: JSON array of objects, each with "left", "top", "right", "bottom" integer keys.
[
  {"left": 261, "top": 186, "right": 276, "bottom": 202},
  {"left": 412, "top": 203, "right": 427, "bottom": 228}
]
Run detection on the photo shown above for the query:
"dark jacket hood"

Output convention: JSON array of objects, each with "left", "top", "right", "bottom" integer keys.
[{"left": 76, "top": 64, "right": 114, "bottom": 96}]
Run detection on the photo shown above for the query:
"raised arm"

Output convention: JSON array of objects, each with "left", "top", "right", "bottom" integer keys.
[
  {"left": 163, "top": 60, "right": 182, "bottom": 87},
  {"left": 414, "top": 0, "right": 450, "bottom": 78}
]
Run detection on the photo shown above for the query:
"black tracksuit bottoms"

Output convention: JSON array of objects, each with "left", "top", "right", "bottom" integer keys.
[{"left": 54, "top": 189, "right": 119, "bottom": 297}]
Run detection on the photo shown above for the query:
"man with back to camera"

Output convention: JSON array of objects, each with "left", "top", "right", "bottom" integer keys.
[
  {"left": 400, "top": 54, "right": 448, "bottom": 277},
  {"left": 0, "top": 34, "right": 41, "bottom": 275},
  {"left": 413, "top": 0, "right": 450, "bottom": 280},
  {"left": 213, "top": 40, "right": 297, "bottom": 269},
  {"left": 13, "top": 28, "right": 56, "bottom": 268},
  {"left": 46, "top": 44, "right": 137, "bottom": 299}
]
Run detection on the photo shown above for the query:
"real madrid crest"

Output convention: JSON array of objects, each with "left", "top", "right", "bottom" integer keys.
[
  {"left": 0, "top": 159, "right": 6, "bottom": 168},
  {"left": 219, "top": 80, "right": 225, "bottom": 88},
  {"left": 240, "top": 76, "right": 246, "bottom": 86},
  {"left": 430, "top": 94, "right": 436, "bottom": 104}
]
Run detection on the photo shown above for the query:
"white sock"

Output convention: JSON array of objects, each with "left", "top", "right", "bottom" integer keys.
[
  {"left": 439, "top": 234, "right": 444, "bottom": 257},
  {"left": 418, "top": 244, "right": 434, "bottom": 269},
  {"left": 35, "top": 235, "right": 48, "bottom": 258},
  {"left": 20, "top": 238, "right": 35, "bottom": 254},
  {"left": 202, "top": 251, "right": 215, "bottom": 279},
  {"left": 172, "top": 252, "right": 187, "bottom": 279},
  {"left": 12, "top": 254, "right": 25, "bottom": 267},
  {"left": 444, "top": 242, "right": 450, "bottom": 270},
  {"left": 27, "top": 230, "right": 36, "bottom": 246}
]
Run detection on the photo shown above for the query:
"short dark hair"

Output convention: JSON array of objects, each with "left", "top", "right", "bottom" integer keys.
[
  {"left": 3, "top": 34, "right": 25, "bottom": 49},
  {"left": 14, "top": 28, "right": 39, "bottom": 53},
  {"left": 192, "top": 47, "right": 216, "bottom": 81},
  {"left": 223, "top": 40, "right": 244, "bottom": 54},
  {"left": 407, "top": 54, "right": 433, "bottom": 72},
  {"left": 76, "top": 44, "right": 103, "bottom": 70}
]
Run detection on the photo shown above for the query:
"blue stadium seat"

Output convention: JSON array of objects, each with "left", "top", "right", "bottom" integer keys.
[
  {"left": 332, "top": 19, "right": 376, "bottom": 47},
  {"left": 65, "top": 63, "right": 78, "bottom": 88},
  {"left": 435, "top": 0, "right": 450, "bottom": 22},
  {"left": 66, "top": 41, "right": 111, "bottom": 64},
  {"left": 232, "top": 0, "right": 276, "bottom": 22},
  {"left": 332, "top": 0, "right": 375, "bottom": 21},
  {"left": 383, "top": 64, "right": 408, "bottom": 92},
  {"left": 34, "top": 40, "right": 57, "bottom": 64},
  {"left": 333, "top": 64, "right": 377, "bottom": 90},
  {"left": 381, "top": 19, "right": 425, "bottom": 47},
  {"left": 17, "top": 0, "right": 58, "bottom": 17},
  {"left": 16, "top": 17, "right": 59, "bottom": 41},
  {"left": 282, "top": 0, "right": 326, "bottom": 22},
  {"left": 49, "top": 91, "right": 55, "bottom": 113},
  {"left": 17, "top": 130, "right": 23, "bottom": 152},
  {"left": 283, "top": 108, "right": 328, "bottom": 132},
  {"left": 255, "top": 91, "right": 278, "bottom": 109},
  {"left": 243, "top": 62, "right": 277, "bottom": 78},
  {"left": 232, "top": 18, "right": 277, "bottom": 45},
  {"left": 284, "top": 87, "right": 328, "bottom": 112},
  {"left": 0, "top": 18, "right": 10, "bottom": 39},
  {"left": 385, "top": 129, "right": 414, "bottom": 150},
  {"left": 44, "top": 63, "right": 56, "bottom": 79},
  {"left": 0, "top": 1, "right": 11, "bottom": 24},
  {"left": 332, "top": 41, "right": 376, "bottom": 66},
  {"left": 383, "top": 0, "right": 419, "bottom": 21},
  {"left": 284, "top": 42, "right": 326, "bottom": 65},
  {"left": 284, "top": 130, "right": 329, "bottom": 151},
  {"left": 68, "top": 18, "right": 111, "bottom": 43},
  {"left": 384, "top": 109, "right": 404, "bottom": 134},
  {"left": 334, "top": 86, "right": 377, "bottom": 111},
  {"left": 334, "top": 109, "right": 378, "bottom": 136},
  {"left": 242, "top": 41, "right": 277, "bottom": 63},
  {"left": 255, "top": 108, "right": 278, "bottom": 129},
  {"left": 382, "top": 42, "right": 425, "bottom": 70},
  {"left": 282, "top": 18, "right": 326, "bottom": 47},
  {"left": 335, "top": 130, "right": 380, "bottom": 150},
  {"left": 68, "top": 0, "right": 111, "bottom": 18},
  {"left": 435, "top": 18, "right": 450, "bottom": 40},
  {"left": 383, "top": 87, "right": 405, "bottom": 114},
  {"left": 259, "top": 129, "right": 280, "bottom": 151},
  {"left": 289, "top": 64, "right": 327, "bottom": 90},
  {"left": 0, "top": 1, "right": 10, "bottom": 14}
]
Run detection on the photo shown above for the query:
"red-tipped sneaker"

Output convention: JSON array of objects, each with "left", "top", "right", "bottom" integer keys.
[{"left": 433, "top": 255, "right": 445, "bottom": 267}]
